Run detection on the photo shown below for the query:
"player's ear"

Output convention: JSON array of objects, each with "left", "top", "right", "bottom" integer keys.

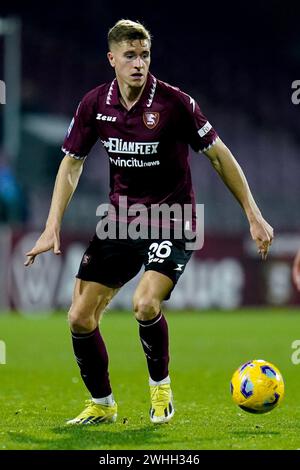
[{"left": 107, "top": 52, "right": 115, "bottom": 68}]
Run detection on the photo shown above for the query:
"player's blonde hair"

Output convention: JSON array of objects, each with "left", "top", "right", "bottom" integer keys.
[{"left": 108, "top": 19, "right": 152, "bottom": 49}]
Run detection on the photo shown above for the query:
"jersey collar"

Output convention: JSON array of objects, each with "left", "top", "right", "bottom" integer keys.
[{"left": 106, "top": 73, "right": 157, "bottom": 108}]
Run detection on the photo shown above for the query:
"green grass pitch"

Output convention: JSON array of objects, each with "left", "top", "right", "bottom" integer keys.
[{"left": 0, "top": 309, "right": 300, "bottom": 450}]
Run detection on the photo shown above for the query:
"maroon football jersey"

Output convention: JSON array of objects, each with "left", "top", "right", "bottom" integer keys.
[{"left": 62, "top": 73, "right": 218, "bottom": 228}]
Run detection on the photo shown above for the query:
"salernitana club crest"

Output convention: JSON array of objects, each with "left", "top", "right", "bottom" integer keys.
[{"left": 143, "top": 112, "right": 160, "bottom": 129}]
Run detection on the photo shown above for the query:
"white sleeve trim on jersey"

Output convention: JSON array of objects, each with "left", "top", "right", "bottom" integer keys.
[
  {"left": 198, "top": 136, "right": 220, "bottom": 154},
  {"left": 61, "top": 146, "right": 86, "bottom": 160}
]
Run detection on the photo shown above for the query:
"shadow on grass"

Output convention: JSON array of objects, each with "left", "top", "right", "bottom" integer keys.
[
  {"left": 5, "top": 420, "right": 283, "bottom": 450},
  {"left": 6, "top": 426, "right": 283, "bottom": 450},
  {"left": 6, "top": 424, "right": 173, "bottom": 450},
  {"left": 230, "top": 430, "right": 280, "bottom": 437}
]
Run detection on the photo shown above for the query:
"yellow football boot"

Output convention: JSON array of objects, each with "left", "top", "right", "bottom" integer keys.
[
  {"left": 149, "top": 383, "right": 175, "bottom": 424},
  {"left": 67, "top": 400, "right": 117, "bottom": 425}
]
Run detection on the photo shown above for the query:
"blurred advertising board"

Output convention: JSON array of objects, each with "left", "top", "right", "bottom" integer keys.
[{"left": 1, "top": 229, "right": 300, "bottom": 312}]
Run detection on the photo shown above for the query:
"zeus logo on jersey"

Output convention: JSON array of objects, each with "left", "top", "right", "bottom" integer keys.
[
  {"left": 96, "top": 113, "right": 117, "bottom": 122},
  {"left": 101, "top": 138, "right": 159, "bottom": 155}
]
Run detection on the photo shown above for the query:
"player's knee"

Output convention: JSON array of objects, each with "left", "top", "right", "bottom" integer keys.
[
  {"left": 68, "top": 306, "right": 97, "bottom": 333},
  {"left": 133, "top": 296, "right": 160, "bottom": 321}
]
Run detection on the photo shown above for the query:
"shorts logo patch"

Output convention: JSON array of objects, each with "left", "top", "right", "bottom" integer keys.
[
  {"left": 143, "top": 112, "right": 160, "bottom": 129},
  {"left": 174, "top": 264, "right": 184, "bottom": 271},
  {"left": 82, "top": 254, "right": 91, "bottom": 265}
]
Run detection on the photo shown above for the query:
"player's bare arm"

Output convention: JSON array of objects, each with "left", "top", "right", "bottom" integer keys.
[
  {"left": 24, "top": 155, "right": 85, "bottom": 266},
  {"left": 204, "top": 138, "right": 273, "bottom": 260},
  {"left": 292, "top": 248, "right": 300, "bottom": 291}
]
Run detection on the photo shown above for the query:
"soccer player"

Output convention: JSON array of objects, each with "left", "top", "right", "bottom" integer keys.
[
  {"left": 25, "top": 19, "right": 273, "bottom": 425},
  {"left": 293, "top": 249, "right": 300, "bottom": 291}
]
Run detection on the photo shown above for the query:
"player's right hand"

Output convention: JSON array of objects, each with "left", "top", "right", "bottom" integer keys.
[
  {"left": 292, "top": 249, "right": 300, "bottom": 292},
  {"left": 24, "top": 226, "right": 61, "bottom": 266},
  {"left": 249, "top": 216, "right": 274, "bottom": 261}
]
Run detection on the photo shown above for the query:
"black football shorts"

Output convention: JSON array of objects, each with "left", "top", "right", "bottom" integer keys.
[{"left": 76, "top": 227, "right": 194, "bottom": 299}]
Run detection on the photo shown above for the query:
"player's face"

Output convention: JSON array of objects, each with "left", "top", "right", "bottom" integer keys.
[{"left": 107, "top": 39, "right": 151, "bottom": 88}]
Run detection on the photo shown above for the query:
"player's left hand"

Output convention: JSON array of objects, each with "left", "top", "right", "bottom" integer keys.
[{"left": 250, "top": 217, "right": 274, "bottom": 260}]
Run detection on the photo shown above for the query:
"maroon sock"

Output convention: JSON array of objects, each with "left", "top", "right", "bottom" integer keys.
[
  {"left": 71, "top": 327, "right": 112, "bottom": 399},
  {"left": 137, "top": 312, "right": 169, "bottom": 382}
]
